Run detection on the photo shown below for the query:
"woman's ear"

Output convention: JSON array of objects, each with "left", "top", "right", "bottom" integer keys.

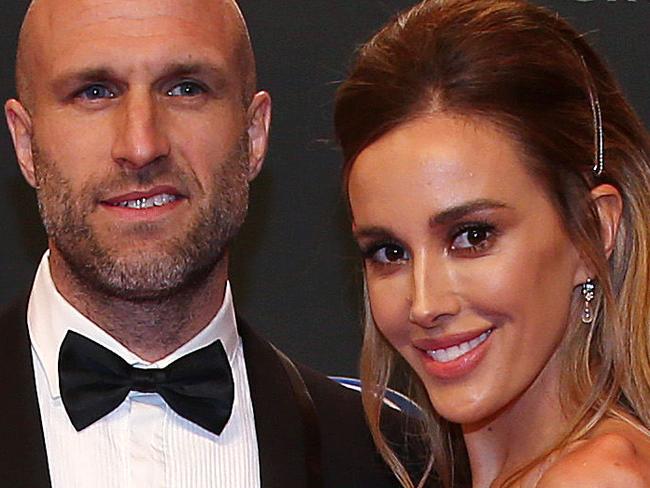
[{"left": 591, "top": 183, "right": 623, "bottom": 259}]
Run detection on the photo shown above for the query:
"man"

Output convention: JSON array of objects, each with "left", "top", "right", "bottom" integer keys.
[{"left": 0, "top": 0, "right": 426, "bottom": 487}]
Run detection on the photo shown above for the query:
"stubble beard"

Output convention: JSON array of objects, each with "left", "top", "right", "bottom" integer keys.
[{"left": 33, "top": 139, "right": 250, "bottom": 302}]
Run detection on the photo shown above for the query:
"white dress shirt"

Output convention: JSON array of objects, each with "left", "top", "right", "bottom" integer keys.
[{"left": 27, "top": 253, "right": 261, "bottom": 488}]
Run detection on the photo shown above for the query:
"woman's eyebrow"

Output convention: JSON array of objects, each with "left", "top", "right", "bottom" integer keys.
[
  {"left": 352, "top": 226, "right": 395, "bottom": 242},
  {"left": 430, "top": 199, "right": 509, "bottom": 227},
  {"left": 353, "top": 200, "right": 509, "bottom": 239}
]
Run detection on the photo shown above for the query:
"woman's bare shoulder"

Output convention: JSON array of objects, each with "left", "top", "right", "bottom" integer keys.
[{"left": 537, "top": 420, "right": 650, "bottom": 488}]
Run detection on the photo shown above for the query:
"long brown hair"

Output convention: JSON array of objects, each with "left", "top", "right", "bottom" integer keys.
[{"left": 334, "top": 1, "right": 650, "bottom": 486}]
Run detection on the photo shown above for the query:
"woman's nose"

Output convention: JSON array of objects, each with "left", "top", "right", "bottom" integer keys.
[{"left": 408, "top": 254, "right": 461, "bottom": 328}]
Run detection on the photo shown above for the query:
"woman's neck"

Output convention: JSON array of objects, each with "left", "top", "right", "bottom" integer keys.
[{"left": 462, "top": 351, "right": 570, "bottom": 488}]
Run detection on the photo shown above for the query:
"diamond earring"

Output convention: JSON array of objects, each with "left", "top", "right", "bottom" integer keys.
[{"left": 581, "top": 279, "right": 596, "bottom": 324}]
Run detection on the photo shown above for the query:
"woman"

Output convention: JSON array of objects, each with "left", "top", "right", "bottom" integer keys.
[{"left": 334, "top": 1, "right": 650, "bottom": 487}]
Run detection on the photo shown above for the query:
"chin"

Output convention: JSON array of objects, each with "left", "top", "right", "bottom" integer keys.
[
  {"left": 56, "top": 237, "right": 222, "bottom": 300},
  {"left": 426, "top": 385, "right": 503, "bottom": 427}
]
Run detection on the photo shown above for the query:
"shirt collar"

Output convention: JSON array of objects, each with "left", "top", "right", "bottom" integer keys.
[{"left": 27, "top": 252, "right": 240, "bottom": 399}]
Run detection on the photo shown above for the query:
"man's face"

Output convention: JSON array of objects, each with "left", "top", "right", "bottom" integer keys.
[{"left": 7, "top": 0, "right": 269, "bottom": 299}]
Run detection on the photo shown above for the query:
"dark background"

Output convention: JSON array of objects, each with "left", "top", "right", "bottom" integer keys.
[{"left": 1, "top": 0, "right": 648, "bottom": 376}]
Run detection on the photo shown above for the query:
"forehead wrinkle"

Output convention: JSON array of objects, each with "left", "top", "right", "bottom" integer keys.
[
  {"left": 41, "top": 7, "right": 234, "bottom": 42},
  {"left": 39, "top": 0, "right": 239, "bottom": 24}
]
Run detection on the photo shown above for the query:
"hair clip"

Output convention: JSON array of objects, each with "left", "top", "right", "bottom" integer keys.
[
  {"left": 582, "top": 56, "right": 605, "bottom": 177},
  {"left": 589, "top": 92, "right": 605, "bottom": 177}
]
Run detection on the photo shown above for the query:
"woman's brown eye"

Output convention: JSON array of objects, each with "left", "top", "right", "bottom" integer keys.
[
  {"left": 467, "top": 228, "right": 488, "bottom": 246},
  {"left": 372, "top": 243, "right": 410, "bottom": 264},
  {"left": 385, "top": 245, "right": 405, "bottom": 261},
  {"left": 451, "top": 225, "right": 493, "bottom": 251}
]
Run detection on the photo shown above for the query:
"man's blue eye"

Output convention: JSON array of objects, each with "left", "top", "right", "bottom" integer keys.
[
  {"left": 167, "top": 82, "right": 205, "bottom": 97},
  {"left": 79, "top": 85, "right": 115, "bottom": 100}
]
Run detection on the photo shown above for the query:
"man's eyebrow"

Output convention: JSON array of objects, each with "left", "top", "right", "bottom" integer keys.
[
  {"left": 430, "top": 199, "right": 509, "bottom": 226},
  {"left": 157, "top": 62, "right": 230, "bottom": 84},
  {"left": 50, "top": 62, "right": 230, "bottom": 90},
  {"left": 52, "top": 67, "right": 115, "bottom": 87}
]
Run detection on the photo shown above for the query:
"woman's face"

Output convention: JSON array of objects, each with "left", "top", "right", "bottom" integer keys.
[{"left": 348, "top": 115, "right": 586, "bottom": 426}]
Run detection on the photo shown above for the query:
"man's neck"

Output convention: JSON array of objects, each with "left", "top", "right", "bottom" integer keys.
[{"left": 48, "top": 252, "right": 229, "bottom": 362}]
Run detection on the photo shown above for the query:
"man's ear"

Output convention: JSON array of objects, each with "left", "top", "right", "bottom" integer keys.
[
  {"left": 245, "top": 91, "right": 271, "bottom": 182},
  {"left": 5, "top": 98, "right": 36, "bottom": 188},
  {"left": 591, "top": 183, "right": 623, "bottom": 260}
]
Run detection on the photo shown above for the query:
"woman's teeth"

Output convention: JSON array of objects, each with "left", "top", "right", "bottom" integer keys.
[
  {"left": 426, "top": 329, "right": 492, "bottom": 363},
  {"left": 113, "top": 194, "right": 178, "bottom": 210}
]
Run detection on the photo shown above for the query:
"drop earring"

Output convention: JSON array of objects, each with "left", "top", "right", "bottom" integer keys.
[{"left": 581, "top": 279, "right": 596, "bottom": 324}]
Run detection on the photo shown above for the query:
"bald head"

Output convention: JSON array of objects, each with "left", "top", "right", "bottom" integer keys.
[{"left": 15, "top": 0, "right": 257, "bottom": 111}]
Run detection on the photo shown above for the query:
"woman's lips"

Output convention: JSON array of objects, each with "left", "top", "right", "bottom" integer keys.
[{"left": 413, "top": 327, "right": 495, "bottom": 380}]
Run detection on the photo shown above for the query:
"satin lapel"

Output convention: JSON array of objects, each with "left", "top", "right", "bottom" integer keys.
[
  {"left": 238, "top": 318, "right": 308, "bottom": 488},
  {"left": 0, "top": 295, "right": 52, "bottom": 488}
]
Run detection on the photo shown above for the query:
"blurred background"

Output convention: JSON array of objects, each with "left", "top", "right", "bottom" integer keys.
[{"left": 1, "top": 0, "right": 648, "bottom": 375}]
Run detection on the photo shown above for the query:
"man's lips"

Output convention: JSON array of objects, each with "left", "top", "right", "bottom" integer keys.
[{"left": 101, "top": 186, "right": 186, "bottom": 210}]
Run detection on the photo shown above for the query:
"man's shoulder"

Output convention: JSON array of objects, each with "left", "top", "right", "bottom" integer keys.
[
  {"left": 238, "top": 317, "right": 368, "bottom": 424},
  {"left": 238, "top": 316, "right": 395, "bottom": 424},
  {"left": 296, "top": 362, "right": 364, "bottom": 407},
  {"left": 238, "top": 318, "right": 436, "bottom": 486},
  {"left": 297, "top": 361, "right": 436, "bottom": 486},
  {"left": 0, "top": 293, "right": 28, "bottom": 326},
  {"left": 0, "top": 294, "right": 30, "bottom": 357}
]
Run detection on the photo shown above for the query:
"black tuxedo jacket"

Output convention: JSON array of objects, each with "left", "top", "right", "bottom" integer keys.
[{"left": 0, "top": 295, "right": 430, "bottom": 487}]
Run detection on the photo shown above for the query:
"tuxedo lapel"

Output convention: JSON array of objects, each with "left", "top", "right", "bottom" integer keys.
[
  {"left": 239, "top": 319, "right": 309, "bottom": 488},
  {"left": 0, "top": 295, "right": 52, "bottom": 487}
]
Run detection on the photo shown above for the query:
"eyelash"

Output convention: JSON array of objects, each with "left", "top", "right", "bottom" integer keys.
[
  {"left": 359, "top": 221, "right": 498, "bottom": 266},
  {"left": 449, "top": 221, "right": 497, "bottom": 255},
  {"left": 75, "top": 84, "right": 116, "bottom": 101},
  {"left": 361, "top": 240, "right": 408, "bottom": 265},
  {"left": 166, "top": 80, "right": 207, "bottom": 97},
  {"left": 72, "top": 79, "right": 207, "bottom": 102}
]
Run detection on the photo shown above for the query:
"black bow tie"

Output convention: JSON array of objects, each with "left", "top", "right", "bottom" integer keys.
[{"left": 58, "top": 331, "right": 234, "bottom": 436}]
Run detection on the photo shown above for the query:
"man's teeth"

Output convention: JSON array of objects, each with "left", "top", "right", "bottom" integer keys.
[
  {"left": 114, "top": 194, "right": 178, "bottom": 210},
  {"left": 426, "top": 329, "right": 492, "bottom": 363}
]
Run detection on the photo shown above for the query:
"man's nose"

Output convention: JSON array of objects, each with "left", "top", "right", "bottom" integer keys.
[
  {"left": 111, "top": 91, "right": 171, "bottom": 170},
  {"left": 408, "top": 253, "right": 461, "bottom": 328}
]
